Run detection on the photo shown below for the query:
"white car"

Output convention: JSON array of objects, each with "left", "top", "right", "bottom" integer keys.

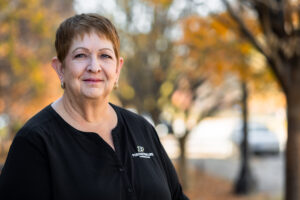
[{"left": 232, "top": 122, "right": 280, "bottom": 155}]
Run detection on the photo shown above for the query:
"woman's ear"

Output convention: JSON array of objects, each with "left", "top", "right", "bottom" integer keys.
[
  {"left": 113, "top": 57, "right": 124, "bottom": 89},
  {"left": 116, "top": 57, "right": 124, "bottom": 74},
  {"left": 115, "top": 57, "right": 124, "bottom": 84},
  {"left": 51, "top": 57, "right": 64, "bottom": 83}
]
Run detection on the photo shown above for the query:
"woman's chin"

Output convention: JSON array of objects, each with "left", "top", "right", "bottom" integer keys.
[{"left": 81, "top": 89, "right": 109, "bottom": 100}]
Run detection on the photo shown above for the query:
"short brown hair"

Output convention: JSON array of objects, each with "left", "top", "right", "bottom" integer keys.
[{"left": 54, "top": 13, "right": 120, "bottom": 63}]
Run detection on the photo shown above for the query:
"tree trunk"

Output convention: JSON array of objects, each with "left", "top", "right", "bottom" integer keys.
[
  {"left": 151, "top": 106, "right": 161, "bottom": 125},
  {"left": 234, "top": 81, "right": 256, "bottom": 194},
  {"left": 285, "top": 90, "right": 300, "bottom": 200},
  {"left": 178, "top": 133, "right": 188, "bottom": 189}
]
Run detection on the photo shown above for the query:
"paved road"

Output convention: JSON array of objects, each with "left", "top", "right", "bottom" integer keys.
[{"left": 189, "top": 153, "right": 284, "bottom": 197}]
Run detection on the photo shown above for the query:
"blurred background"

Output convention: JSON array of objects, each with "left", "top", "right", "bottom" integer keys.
[{"left": 1, "top": 0, "right": 298, "bottom": 199}]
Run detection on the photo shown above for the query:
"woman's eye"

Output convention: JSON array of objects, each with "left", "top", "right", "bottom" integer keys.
[
  {"left": 74, "top": 53, "right": 86, "bottom": 59},
  {"left": 101, "top": 54, "right": 112, "bottom": 59}
]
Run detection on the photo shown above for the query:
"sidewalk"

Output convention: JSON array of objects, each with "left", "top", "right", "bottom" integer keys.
[{"left": 180, "top": 161, "right": 282, "bottom": 200}]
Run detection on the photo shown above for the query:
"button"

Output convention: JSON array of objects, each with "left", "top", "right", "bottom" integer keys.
[
  {"left": 127, "top": 187, "right": 133, "bottom": 193},
  {"left": 119, "top": 168, "right": 125, "bottom": 172}
]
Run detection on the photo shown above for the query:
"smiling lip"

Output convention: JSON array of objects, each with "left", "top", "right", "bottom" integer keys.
[{"left": 83, "top": 78, "right": 103, "bottom": 82}]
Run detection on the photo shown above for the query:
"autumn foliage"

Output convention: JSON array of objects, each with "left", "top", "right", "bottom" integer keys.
[{"left": 0, "top": 0, "right": 73, "bottom": 133}]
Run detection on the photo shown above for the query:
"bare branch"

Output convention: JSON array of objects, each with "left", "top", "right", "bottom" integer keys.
[
  {"left": 222, "top": 0, "right": 288, "bottom": 93},
  {"left": 246, "top": 0, "right": 281, "bottom": 11},
  {"left": 221, "top": 0, "right": 269, "bottom": 57}
]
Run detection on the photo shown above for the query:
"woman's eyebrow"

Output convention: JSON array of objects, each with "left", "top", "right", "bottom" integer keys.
[
  {"left": 71, "top": 47, "right": 113, "bottom": 53},
  {"left": 72, "top": 47, "right": 88, "bottom": 53},
  {"left": 98, "top": 48, "right": 114, "bottom": 52}
]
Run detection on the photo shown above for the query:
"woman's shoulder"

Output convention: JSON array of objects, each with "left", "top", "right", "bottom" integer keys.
[
  {"left": 110, "top": 103, "right": 160, "bottom": 145},
  {"left": 17, "top": 105, "right": 57, "bottom": 138},
  {"left": 111, "top": 103, "right": 154, "bottom": 128}
]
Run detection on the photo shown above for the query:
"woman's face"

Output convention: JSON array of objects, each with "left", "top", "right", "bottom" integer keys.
[{"left": 53, "top": 32, "right": 123, "bottom": 100}]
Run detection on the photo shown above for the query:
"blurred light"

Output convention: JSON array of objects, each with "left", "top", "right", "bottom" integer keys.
[
  {"left": 168, "top": 0, "right": 187, "bottom": 20},
  {"left": 126, "top": 107, "right": 138, "bottom": 114},
  {"left": 196, "top": 0, "right": 226, "bottom": 16},
  {"left": 129, "top": 1, "right": 153, "bottom": 34},
  {"left": 120, "top": 84, "right": 135, "bottom": 100},
  {"left": 0, "top": 114, "right": 9, "bottom": 129},
  {"left": 156, "top": 123, "right": 169, "bottom": 136},
  {"left": 160, "top": 81, "right": 173, "bottom": 97},
  {"left": 74, "top": 0, "right": 113, "bottom": 13},
  {"left": 74, "top": 0, "right": 127, "bottom": 28},
  {"left": 142, "top": 113, "right": 155, "bottom": 127},
  {"left": 172, "top": 118, "right": 186, "bottom": 138},
  {"left": 160, "top": 109, "right": 173, "bottom": 122}
]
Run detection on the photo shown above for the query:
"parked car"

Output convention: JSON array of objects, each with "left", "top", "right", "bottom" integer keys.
[{"left": 231, "top": 122, "right": 280, "bottom": 155}]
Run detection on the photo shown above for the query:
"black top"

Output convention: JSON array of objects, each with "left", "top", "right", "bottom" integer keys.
[{"left": 0, "top": 104, "right": 188, "bottom": 200}]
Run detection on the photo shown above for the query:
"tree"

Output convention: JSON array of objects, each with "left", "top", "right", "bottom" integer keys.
[
  {"left": 161, "top": 75, "right": 235, "bottom": 188},
  {"left": 221, "top": 1, "right": 300, "bottom": 199},
  {"left": 161, "top": 14, "right": 251, "bottom": 188},
  {"left": 177, "top": 12, "right": 281, "bottom": 192},
  {"left": 0, "top": 0, "right": 73, "bottom": 137},
  {"left": 108, "top": 0, "right": 176, "bottom": 123}
]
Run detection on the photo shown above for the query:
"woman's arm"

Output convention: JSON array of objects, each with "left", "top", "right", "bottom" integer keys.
[
  {"left": 0, "top": 133, "right": 51, "bottom": 200},
  {"left": 151, "top": 127, "right": 189, "bottom": 200}
]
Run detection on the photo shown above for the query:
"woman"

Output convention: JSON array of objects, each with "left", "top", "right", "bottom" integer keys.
[{"left": 0, "top": 13, "right": 189, "bottom": 200}]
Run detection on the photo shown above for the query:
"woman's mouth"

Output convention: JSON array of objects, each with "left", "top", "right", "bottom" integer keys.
[{"left": 83, "top": 78, "right": 103, "bottom": 83}]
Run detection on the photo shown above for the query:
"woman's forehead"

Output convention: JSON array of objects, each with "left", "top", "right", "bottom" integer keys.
[{"left": 70, "top": 32, "right": 114, "bottom": 51}]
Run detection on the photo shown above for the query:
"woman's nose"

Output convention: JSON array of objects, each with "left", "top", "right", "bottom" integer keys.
[{"left": 87, "top": 56, "right": 101, "bottom": 72}]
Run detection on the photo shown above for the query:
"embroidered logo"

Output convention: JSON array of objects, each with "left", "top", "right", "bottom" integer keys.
[
  {"left": 137, "top": 146, "right": 144, "bottom": 153},
  {"left": 132, "top": 145, "right": 154, "bottom": 159}
]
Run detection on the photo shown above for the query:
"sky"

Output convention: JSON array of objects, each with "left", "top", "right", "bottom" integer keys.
[
  {"left": 74, "top": 0, "right": 116, "bottom": 14},
  {"left": 73, "top": 0, "right": 225, "bottom": 34},
  {"left": 74, "top": 0, "right": 225, "bottom": 16}
]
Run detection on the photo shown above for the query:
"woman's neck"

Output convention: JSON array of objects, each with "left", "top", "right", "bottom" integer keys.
[{"left": 54, "top": 94, "right": 112, "bottom": 126}]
